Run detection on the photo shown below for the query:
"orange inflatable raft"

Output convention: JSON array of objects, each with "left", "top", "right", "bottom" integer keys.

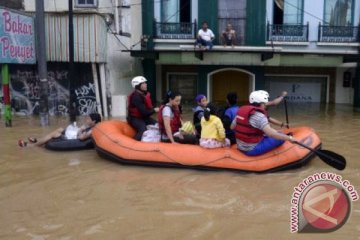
[{"left": 92, "top": 120, "right": 321, "bottom": 173}]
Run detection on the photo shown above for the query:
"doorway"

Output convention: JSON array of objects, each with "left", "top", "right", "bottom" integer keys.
[{"left": 209, "top": 69, "right": 253, "bottom": 105}]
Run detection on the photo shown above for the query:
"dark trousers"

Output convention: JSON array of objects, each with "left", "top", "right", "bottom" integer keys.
[
  {"left": 127, "top": 116, "right": 157, "bottom": 141},
  {"left": 161, "top": 134, "right": 199, "bottom": 145}
]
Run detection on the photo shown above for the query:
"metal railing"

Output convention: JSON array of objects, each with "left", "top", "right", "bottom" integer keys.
[
  {"left": 153, "top": 21, "right": 197, "bottom": 39},
  {"left": 318, "top": 24, "right": 359, "bottom": 43},
  {"left": 267, "top": 22, "right": 309, "bottom": 42}
]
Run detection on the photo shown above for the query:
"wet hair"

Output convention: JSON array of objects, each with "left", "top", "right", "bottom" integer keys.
[
  {"left": 203, "top": 102, "right": 218, "bottom": 121},
  {"left": 227, "top": 92, "right": 238, "bottom": 106},
  {"left": 162, "top": 90, "right": 181, "bottom": 104},
  {"left": 89, "top": 113, "right": 101, "bottom": 123}
]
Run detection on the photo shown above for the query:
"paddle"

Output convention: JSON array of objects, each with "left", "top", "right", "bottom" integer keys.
[
  {"left": 284, "top": 99, "right": 290, "bottom": 128},
  {"left": 283, "top": 98, "right": 346, "bottom": 170},
  {"left": 293, "top": 141, "right": 346, "bottom": 170}
]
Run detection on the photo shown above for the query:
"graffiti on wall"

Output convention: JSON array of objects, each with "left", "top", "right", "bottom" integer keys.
[
  {"left": 75, "top": 82, "right": 97, "bottom": 115},
  {"left": 0, "top": 63, "right": 96, "bottom": 116}
]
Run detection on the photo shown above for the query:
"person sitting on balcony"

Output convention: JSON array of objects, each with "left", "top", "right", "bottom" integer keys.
[
  {"left": 221, "top": 24, "right": 237, "bottom": 47},
  {"left": 196, "top": 21, "right": 215, "bottom": 50},
  {"left": 127, "top": 76, "right": 159, "bottom": 141}
]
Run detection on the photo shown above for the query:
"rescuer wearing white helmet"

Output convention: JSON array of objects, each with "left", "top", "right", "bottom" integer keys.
[
  {"left": 230, "top": 90, "right": 296, "bottom": 156},
  {"left": 127, "top": 76, "right": 159, "bottom": 141}
]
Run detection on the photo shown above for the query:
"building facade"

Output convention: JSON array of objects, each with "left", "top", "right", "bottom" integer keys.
[
  {"left": 2, "top": 0, "right": 142, "bottom": 117},
  {"left": 130, "top": 0, "right": 360, "bottom": 108}
]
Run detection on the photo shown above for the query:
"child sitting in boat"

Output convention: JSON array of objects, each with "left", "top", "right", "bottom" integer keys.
[
  {"left": 193, "top": 94, "right": 208, "bottom": 138},
  {"left": 200, "top": 103, "right": 230, "bottom": 148},
  {"left": 18, "top": 113, "right": 101, "bottom": 147},
  {"left": 158, "top": 90, "right": 198, "bottom": 144}
]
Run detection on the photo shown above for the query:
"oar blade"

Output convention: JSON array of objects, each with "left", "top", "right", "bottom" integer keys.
[{"left": 316, "top": 149, "right": 346, "bottom": 171}]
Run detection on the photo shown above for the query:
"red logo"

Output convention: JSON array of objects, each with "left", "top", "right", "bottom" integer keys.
[{"left": 299, "top": 183, "right": 350, "bottom": 232}]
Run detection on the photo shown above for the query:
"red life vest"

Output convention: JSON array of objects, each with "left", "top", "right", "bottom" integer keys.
[
  {"left": 234, "top": 105, "right": 268, "bottom": 143},
  {"left": 158, "top": 105, "right": 182, "bottom": 134},
  {"left": 127, "top": 91, "right": 153, "bottom": 118}
]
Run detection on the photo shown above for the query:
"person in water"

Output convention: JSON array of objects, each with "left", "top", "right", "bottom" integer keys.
[
  {"left": 18, "top": 113, "right": 102, "bottom": 147},
  {"left": 231, "top": 90, "right": 296, "bottom": 156}
]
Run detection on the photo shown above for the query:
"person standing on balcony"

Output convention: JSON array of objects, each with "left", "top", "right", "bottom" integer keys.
[
  {"left": 196, "top": 21, "right": 215, "bottom": 50},
  {"left": 221, "top": 24, "right": 237, "bottom": 47},
  {"left": 127, "top": 76, "right": 159, "bottom": 141}
]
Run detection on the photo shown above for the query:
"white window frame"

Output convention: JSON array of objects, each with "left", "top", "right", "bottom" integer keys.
[{"left": 75, "top": 0, "right": 98, "bottom": 8}]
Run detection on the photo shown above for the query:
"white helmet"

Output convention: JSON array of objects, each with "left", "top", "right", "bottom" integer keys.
[
  {"left": 249, "top": 90, "right": 269, "bottom": 104},
  {"left": 131, "top": 76, "right": 147, "bottom": 88}
]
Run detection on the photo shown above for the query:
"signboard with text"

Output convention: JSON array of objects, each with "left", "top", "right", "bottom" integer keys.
[{"left": 0, "top": 8, "right": 36, "bottom": 64}]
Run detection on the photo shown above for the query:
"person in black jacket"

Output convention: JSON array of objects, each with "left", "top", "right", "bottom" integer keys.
[{"left": 127, "top": 76, "right": 159, "bottom": 140}]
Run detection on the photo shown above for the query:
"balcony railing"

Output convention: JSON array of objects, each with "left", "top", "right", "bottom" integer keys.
[
  {"left": 154, "top": 21, "right": 197, "bottom": 39},
  {"left": 267, "top": 22, "right": 309, "bottom": 42},
  {"left": 318, "top": 25, "right": 359, "bottom": 43}
]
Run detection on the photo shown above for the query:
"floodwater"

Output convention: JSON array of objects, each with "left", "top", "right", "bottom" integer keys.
[{"left": 0, "top": 103, "right": 360, "bottom": 240}]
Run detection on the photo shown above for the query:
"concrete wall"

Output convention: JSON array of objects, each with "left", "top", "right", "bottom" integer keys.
[
  {"left": 23, "top": 0, "right": 143, "bottom": 117},
  {"left": 24, "top": 0, "right": 113, "bottom": 13},
  {"left": 107, "top": 1, "right": 143, "bottom": 117}
]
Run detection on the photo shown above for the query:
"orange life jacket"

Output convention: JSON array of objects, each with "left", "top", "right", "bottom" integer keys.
[
  {"left": 234, "top": 105, "right": 268, "bottom": 143},
  {"left": 158, "top": 105, "right": 182, "bottom": 135},
  {"left": 127, "top": 91, "right": 153, "bottom": 118}
]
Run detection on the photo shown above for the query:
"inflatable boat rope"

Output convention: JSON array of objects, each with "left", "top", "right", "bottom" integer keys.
[{"left": 94, "top": 124, "right": 309, "bottom": 166}]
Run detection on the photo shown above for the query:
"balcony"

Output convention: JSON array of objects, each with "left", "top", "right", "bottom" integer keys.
[
  {"left": 154, "top": 21, "right": 197, "bottom": 39},
  {"left": 318, "top": 25, "right": 359, "bottom": 43},
  {"left": 267, "top": 22, "right": 309, "bottom": 42}
]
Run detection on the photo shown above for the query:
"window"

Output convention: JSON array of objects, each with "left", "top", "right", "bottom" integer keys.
[
  {"left": 273, "top": 0, "right": 303, "bottom": 24},
  {"left": 161, "top": 0, "right": 190, "bottom": 23},
  {"left": 75, "top": 0, "right": 98, "bottom": 8},
  {"left": 218, "top": 0, "right": 246, "bottom": 45},
  {"left": 324, "top": 0, "right": 353, "bottom": 26},
  {"left": 168, "top": 73, "right": 197, "bottom": 104}
]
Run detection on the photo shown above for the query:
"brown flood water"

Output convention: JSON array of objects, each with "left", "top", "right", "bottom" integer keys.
[{"left": 0, "top": 103, "right": 360, "bottom": 240}]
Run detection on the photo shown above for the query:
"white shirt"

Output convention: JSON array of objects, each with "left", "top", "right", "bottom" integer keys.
[{"left": 198, "top": 29, "right": 215, "bottom": 41}]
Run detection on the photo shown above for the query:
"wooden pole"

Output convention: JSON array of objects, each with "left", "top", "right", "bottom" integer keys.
[
  {"left": 35, "top": 0, "right": 49, "bottom": 126},
  {"left": 68, "top": 0, "right": 76, "bottom": 122}
]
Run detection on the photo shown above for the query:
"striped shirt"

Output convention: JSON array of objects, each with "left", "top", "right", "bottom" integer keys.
[{"left": 235, "top": 111, "right": 269, "bottom": 151}]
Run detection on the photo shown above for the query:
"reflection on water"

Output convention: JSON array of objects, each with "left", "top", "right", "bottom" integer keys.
[{"left": 0, "top": 103, "right": 359, "bottom": 240}]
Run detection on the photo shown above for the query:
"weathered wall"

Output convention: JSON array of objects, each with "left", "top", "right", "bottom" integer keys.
[{"left": 0, "top": 63, "right": 96, "bottom": 116}]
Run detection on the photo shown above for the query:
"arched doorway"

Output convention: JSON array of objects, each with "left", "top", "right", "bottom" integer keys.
[{"left": 209, "top": 69, "right": 254, "bottom": 105}]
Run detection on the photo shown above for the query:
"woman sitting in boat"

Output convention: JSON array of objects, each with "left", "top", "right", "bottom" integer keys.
[
  {"left": 18, "top": 113, "right": 101, "bottom": 147},
  {"left": 231, "top": 90, "right": 296, "bottom": 156},
  {"left": 200, "top": 103, "right": 230, "bottom": 148},
  {"left": 158, "top": 90, "right": 198, "bottom": 144},
  {"left": 127, "top": 76, "right": 159, "bottom": 141}
]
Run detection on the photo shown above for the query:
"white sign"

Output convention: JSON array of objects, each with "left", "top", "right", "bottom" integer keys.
[{"left": 268, "top": 81, "right": 322, "bottom": 102}]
